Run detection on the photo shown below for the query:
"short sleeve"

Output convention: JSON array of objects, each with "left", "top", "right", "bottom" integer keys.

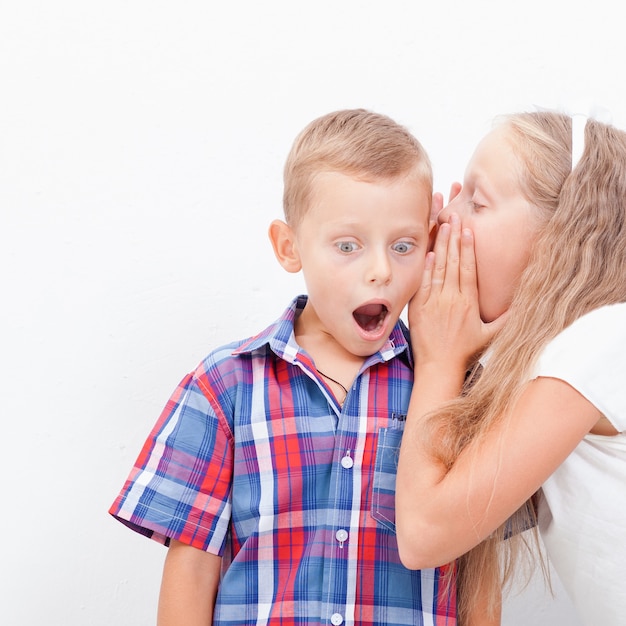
[
  {"left": 533, "top": 303, "right": 626, "bottom": 432},
  {"left": 109, "top": 372, "right": 234, "bottom": 554}
]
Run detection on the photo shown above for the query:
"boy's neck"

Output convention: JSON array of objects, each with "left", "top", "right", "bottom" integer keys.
[{"left": 294, "top": 307, "right": 366, "bottom": 389}]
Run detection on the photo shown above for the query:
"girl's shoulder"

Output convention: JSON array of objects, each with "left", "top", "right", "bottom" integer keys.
[{"left": 536, "top": 302, "right": 626, "bottom": 433}]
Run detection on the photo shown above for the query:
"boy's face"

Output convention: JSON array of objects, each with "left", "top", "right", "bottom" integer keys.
[{"left": 275, "top": 170, "right": 432, "bottom": 359}]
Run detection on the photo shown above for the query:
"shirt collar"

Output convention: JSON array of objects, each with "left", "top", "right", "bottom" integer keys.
[{"left": 233, "top": 295, "right": 413, "bottom": 368}]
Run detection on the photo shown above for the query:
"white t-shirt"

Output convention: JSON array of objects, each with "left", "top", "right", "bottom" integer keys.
[{"left": 533, "top": 302, "right": 626, "bottom": 626}]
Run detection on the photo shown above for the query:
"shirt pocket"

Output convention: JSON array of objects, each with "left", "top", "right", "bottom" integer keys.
[{"left": 371, "top": 421, "right": 405, "bottom": 532}]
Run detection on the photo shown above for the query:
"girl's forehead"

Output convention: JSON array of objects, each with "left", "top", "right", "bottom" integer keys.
[
  {"left": 465, "top": 128, "right": 522, "bottom": 194},
  {"left": 474, "top": 126, "right": 516, "bottom": 162}
]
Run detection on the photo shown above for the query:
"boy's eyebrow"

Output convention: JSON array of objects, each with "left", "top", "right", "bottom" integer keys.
[{"left": 322, "top": 217, "right": 429, "bottom": 230}]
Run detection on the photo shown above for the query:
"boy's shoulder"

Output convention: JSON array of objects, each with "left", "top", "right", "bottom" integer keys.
[{"left": 191, "top": 296, "right": 304, "bottom": 382}]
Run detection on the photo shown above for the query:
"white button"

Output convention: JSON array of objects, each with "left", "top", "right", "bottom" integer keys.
[
  {"left": 331, "top": 613, "right": 344, "bottom": 625},
  {"left": 335, "top": 529, "right": 348, "bottom": 543},
  {"left": 340, "top": 455, "right": 354, "bottom": 469}
]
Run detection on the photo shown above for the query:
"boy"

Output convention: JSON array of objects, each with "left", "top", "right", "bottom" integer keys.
[{"left": 109, "top": 109, "right": 455, "bottom": 625}]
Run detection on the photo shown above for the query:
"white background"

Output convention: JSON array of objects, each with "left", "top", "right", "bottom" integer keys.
[{"left": 3, "top": 1, "right": 622, "bottom": 623}]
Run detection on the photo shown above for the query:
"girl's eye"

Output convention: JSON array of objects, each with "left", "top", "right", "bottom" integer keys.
[
  {"left": 392, "top": 241, "right": 413, "bottom": 254},
  {"left": 470, "top": 200, "right": 485, "bottom": 212},
  {"left": 337, "top": 241, "right": 359, "bottom": 253}
]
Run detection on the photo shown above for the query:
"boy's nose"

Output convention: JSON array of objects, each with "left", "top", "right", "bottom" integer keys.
[{"left": 367, "top": 251, "right": 392, "bottom": 285}]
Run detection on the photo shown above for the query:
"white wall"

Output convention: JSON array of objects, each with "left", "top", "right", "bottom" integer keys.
[{"left": 4, "top": 1, "right": 621, "bottom": 623}]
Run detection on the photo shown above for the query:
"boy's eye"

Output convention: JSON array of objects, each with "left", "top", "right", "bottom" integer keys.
[
  {"left": 470, "top": 200, "right": 484, "bottom": 212},
  {"left": 337, "top": 241, "right": 359, "bottom": 253},
  {"left": 392, "top": 241, "right": 413, "bottom": 254}
]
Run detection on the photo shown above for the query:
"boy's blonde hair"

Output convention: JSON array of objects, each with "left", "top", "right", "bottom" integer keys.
[
  {"left": 428, "top": 111, "right": 626, "bottom": 623},
  {"left": 283, "top": 108, "right": 432, "bottom": 226}
]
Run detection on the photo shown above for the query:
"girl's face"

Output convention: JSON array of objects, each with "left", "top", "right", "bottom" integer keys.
[{"left": 438, "top": 126, "right": 542, "bottom": 322}]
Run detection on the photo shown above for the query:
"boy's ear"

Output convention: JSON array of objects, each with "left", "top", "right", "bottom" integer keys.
[{"left": 268, "top": 219, "right": 302, "bottom": 273}]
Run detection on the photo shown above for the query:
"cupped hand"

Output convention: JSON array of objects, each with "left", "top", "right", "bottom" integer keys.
[
  {"left": 409, "top": 212, "right": 506, "bottom": 373},
  {"left": 429, "top": 183, "right": 462, "bottom": 248}
]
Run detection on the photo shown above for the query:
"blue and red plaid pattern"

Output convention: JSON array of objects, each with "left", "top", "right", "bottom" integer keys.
[{"left": 110, "top": 296, "right": 456, "bottom": 625}]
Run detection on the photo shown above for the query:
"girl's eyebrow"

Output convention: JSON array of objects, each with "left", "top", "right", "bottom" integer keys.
[{"left": 471, "top": 173, "right": 495, "bottom": 202}]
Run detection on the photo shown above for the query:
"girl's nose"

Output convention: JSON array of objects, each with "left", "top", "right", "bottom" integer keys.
[
  {"left": 436, "top": 204, "right": 450, "bottom": 225},
  {"left": 437, "top": 193, "right": 463, "bottom": 225}
]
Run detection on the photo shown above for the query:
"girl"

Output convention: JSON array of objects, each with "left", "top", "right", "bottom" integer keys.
[{"left": 396, "top": 111, "right": 626, "bottom": 626}]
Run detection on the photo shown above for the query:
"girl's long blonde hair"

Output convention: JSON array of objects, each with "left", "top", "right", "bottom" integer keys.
[{"left": 431, "top": 111, "right": 626, "bottom": 623}]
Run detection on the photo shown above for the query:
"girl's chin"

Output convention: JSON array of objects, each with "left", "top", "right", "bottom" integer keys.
[{"left": 480, "top": 305, "right": 507, "bottom": 324}]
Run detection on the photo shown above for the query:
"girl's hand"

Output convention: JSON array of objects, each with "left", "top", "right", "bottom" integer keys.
[
  {"left": 429, "top": 183, "right": 463, "bottom": 249},
  {"left": 409, "top": 212, "right": 505, "bottom": 372}
]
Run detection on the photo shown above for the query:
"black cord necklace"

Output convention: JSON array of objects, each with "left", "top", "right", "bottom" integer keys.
[{"left": 317, "top": 369, "right": 349, "bottom": 404}]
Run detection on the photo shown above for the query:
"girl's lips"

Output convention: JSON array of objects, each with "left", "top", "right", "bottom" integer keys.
[{"left": 353, "top": 303, "right": 389, "bottom": 333}]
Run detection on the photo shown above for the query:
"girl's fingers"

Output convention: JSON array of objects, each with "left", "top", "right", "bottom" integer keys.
[
  {"left": 415, "top": 251, "right": 435, "bottom": 306},
  {"left": 443, "top": 212, "right": 461, "bottom": 290},
  {"left": 431, "top": 222, "right": 449, "bottom": 290},
  {"left": 459, "top": 227, "right": 478, "bottom": 298},
  {"left": 429, "top": 212, "right": 474, "bottom": 300}
]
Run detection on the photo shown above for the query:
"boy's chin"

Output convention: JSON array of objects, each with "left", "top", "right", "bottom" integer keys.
[{"left": 345, "top": 333, "right": 396, "bottom": 358}]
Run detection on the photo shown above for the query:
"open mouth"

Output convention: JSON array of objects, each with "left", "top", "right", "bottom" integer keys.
[{"left": 353, "top": 303, "right": 389, "bottom": 332}]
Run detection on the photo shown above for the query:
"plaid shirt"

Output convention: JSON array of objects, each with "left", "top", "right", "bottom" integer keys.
[{"left": 110, "top": 296, "right": 456, "bottom": 626}]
